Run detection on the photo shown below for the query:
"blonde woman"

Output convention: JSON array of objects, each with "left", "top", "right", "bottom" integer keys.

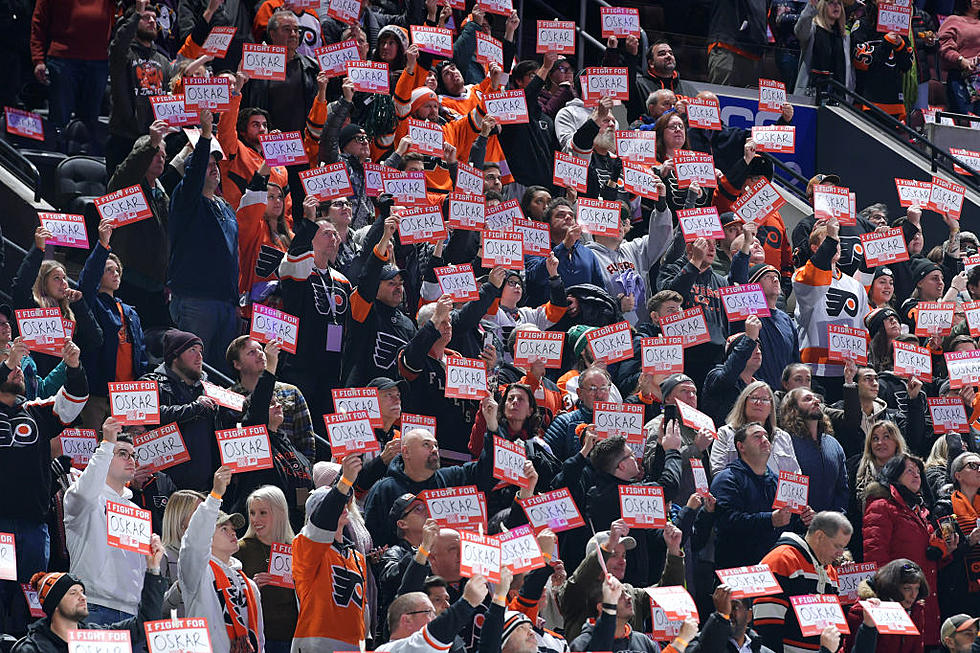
[
  {"left": 710, "top": 380, "right": 801, "bottom": 479},
  {"left": 794, "top": 0, "right": 854, "bottom": 94},
  {"left": 161, "top": 490, "right": 206, "bottom": 584},
  {"left": 238, "top": 486, "right": 297, "bottom": 653},
  {"left": 925, "top": 436, "right": 951, "bottom": 498},
  {"left": 160, "top": 489, "right": 205, "bottom": 618},
  {"left": 845, "top": 420, "right": 907, "bottom": 560},
  {"left": 12, "top": 226, "right": 103, "bottom": 377}
]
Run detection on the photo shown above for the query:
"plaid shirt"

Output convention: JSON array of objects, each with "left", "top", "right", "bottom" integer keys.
[{"left": 231, "top": 380, "right": 316, "bottom": 459}]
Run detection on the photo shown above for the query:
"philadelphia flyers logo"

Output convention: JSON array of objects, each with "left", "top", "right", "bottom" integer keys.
[
  {"left": 757, "top": 225, "right": 782, "bottom": 249},
  {"left": 0, "top": 417, "right": 39, "bottom": 447},
  {"left": 827, "top": 287, "right": 859, "bottom": 318}
]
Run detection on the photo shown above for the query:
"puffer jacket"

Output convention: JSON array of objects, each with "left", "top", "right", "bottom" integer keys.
[
  {"left": 863, "top": 482, "right": 946, "bottom": 646},
  {"left": 844, "top": 579, "right": 925, "bottom": 653}
]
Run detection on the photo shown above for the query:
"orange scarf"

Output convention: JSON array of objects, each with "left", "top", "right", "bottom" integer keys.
[{"left": 209, "top": 560, "right": 260, "bottom": 653}]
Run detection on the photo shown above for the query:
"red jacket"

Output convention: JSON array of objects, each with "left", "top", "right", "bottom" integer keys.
[
  {"left": 863, "top": 484, "right": 943, "bottom": 646},
  {"left": 845, "top": 594, "right": 924, "bottom": 653}
]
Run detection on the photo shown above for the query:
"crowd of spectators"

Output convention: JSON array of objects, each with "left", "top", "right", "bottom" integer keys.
[{"left": 5, "top": 2, "right": 980, "bottom": 653}]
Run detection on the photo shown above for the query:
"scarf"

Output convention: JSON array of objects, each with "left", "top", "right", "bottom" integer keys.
[{"left": 209, "top": 560, "right": 260, "bottom": 653}]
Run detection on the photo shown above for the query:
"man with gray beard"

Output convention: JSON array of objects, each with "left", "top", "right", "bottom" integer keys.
[{"left": 566, "top": 96, "right": 625, "bottom": 199}]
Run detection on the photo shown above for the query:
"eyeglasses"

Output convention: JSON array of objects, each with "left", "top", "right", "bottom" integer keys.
[
  {"left": 351, "top": 135, "right": 370, "bottom": 143},
  {"left": 747, "top": 396, "right": 771, "bottom": 405},
  {"left": 331, "top": 200, "right": 352, "bottom": 208},
  {"left": 583, "top": 385, "right": 611, "bottom": 393},
  {"left": 114, "top": 449, "right": 136, "bottom": 461},
  {"left": 666, "top": 123, "right": 686, "bottom": 132},
  {"left": 405, "top": 609, "right": 436, "bottom": 617},
  {"left": 505, "top": 279, "right": 522, "bottom": 287},
  {"left": 963, "top": 462, "right": 980, "bottom": 471},
  {"left": 0, "top": 321, "right": 10, "bottom": 328}
]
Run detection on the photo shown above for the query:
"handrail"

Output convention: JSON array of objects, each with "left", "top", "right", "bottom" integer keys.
[
  {"left": 0, "top": 139, "right": 41, "bottom": 202},
  {"left": 814, "top": 74, "right": 980, "bottom": 189},
  {"left": 761, "top": 152, "right": 810, "bottom": 202}
]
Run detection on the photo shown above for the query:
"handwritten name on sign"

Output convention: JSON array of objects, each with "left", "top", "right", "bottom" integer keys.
[
  {"left": 827, "top": 325, "right": 868, "bottom": 365},
  {"left": 928, "top": 397, "right": 969, "bottom": 434},
  {"left": 314, "top": 40, "right": 360, "bottom": 77},
  {"left": 577, "top": 197, "right": 621, "bottom": 238},
  {"left": 15, "top": 307, "right": 66, "bottom": 353},
  {"left": 484, "top": 90, "right": 529, "bottom": 125},
  {"left": 687, "top": 97, "right": 721, "bottom": 130},
  {"left": 299, "top": 163, "right": 353, "bottom": 201},
  {"left": 5, "top": 106, "right": 44, "bottom": 140},
  {"left": 622, "top": 162, "right": 660, "bottom": 200},
  {"left": 106, "top": 501, "right": 152, "bottom": 554},
  {"left": 758, "top": 78, "right": 786, "bottom": 112},
  {"left": 790, "top": 595, "right": 850, "bottom": 637},
  {"left": 485, "top": 199, "right": 523, "bottom": 231},
  {"left": 772, "top": 471, "right": 810, "bottom": 513},
  {"left": 435, "top": 264, "right": 480, "bottom": 302},
  {"left": 493, "top": 436, "right": 530, "bottom": 488},
  {"left": 459, "top": 530, "right": 502, "bottom": 582},
  {"left": 250, "top": 304, "right": 299, "bottom": 353},
  {"left": 719, "top": 284, "right": 771, "bottom": 321},
  {"left": 593, "top": 401, "right": 645, "bottom": 440},
  {"left": 323, "top": 411, "right": 380, "bottom": 457},
  {"left": 345, "top": 61, "right": 389, "bottom": 94},
  {"left": 945, "top": 349, "right": 980, "bottom": 389},
  {"left": 398, "top": 205, "right": 447, "bottom": 244},
  {"left": 446, "top": 193, "right": 485, "bottom": 231},
  {"left": 68, "top": 630, "right": 131, "bottom": 653},
  {"left": 444, "top": 356, "right": 489, "bottom": 400},
  {"left": 201, "top": 26, "right": 236, "bottom": 56},
  {"left": 150, "top": 95, "right": 198, "bottom": 127},
  {"left": 860, "top": 228, "right": 909, "bottom": 266},
  {"left": 144, "top": 618, "right": 213, "bottom": 653},
  {"left": 182, "top": 76, "right": 232, "bottom": 111},
  {"left": 215, "top": 425, "right": 274, "bottom": 472},
  {"left": 861, "top": 600, "right": 919, "bottom": 635},
  {"left": 553, "top": 152, "right": 588, "bottom": 192},
  {"left": 751, "top": 125, "right": 795, "bottom": 153},
  {"left": 677, "top": 207, "right": 724, "bottom": 242},
  {"left": 615, "top": 130, "right": 656, "bottom": 164},
  {"left": 133, "top": 424, "right": 190, "bottom": 472},
  {"left": 915, "top": 301, "right": 955, "bottom": 337},
  {"left": 893, "top": 340, "right": 932, "bottom": 381},
  {"left": 836, "top": 562, "right": 877, "bottom": 604},
  {"left": 332, "top": 387, "right": 382, "bottom": 428},
  {"left": 0, "top": 533, "right": 15, "bottom": 580},
  {"left": 659, "top": 307, "right": 711, "bottom": 347},
  {"left": 497, "top": 524, "right": 545, "bottom": 574},
  {"left": 419, "top": 485, "right": 487, "bottom": 528},
  {"left": 512, "top": 217, "right": 550, "bottom": 256},
  {"left": 267, "top": 542, "right": 294, "bottom": 588},
  {"left": 519, "top": 487, "right": 584, "bottom": 533},
  {"left": 732, "top": 177, "right": 785, "bottom": 224},
  {"left": 513, "top": 330, "right": 565, "bottom": 368},
  {"left": 641, "top": 336, "right": 684, "bottom": 374},
  {"left": 108, "top": 380, "right": 160, "bottom": 425},
  {"left": 242, "top": 44, "right": 287, "bottom": 81},
  {"left": 894, "top": 178, "right": 932, "bottom": 207},
  {"left": 259, "top": 132, "right": 308, "bottom": 167},
  {"left": 586, "top": 321, "right": 633, "bottom": 364},
  {"left": 481, "top": 230, "right": 524, "bottom": 270},
  {"left": 536, "top": 20, "right": 575, "bottom": 53},
  {"left": 714, "top": 565, "right": 782, "bottom": 599},
  {"left": 647, "top": 586, "right": 698, "bottom": 621},
  {"left": 39, "top": 212, "right": 89, "bottom": 248},
  {"left": 674, "top": 150, "right": 716, "bottom": 189},
  {"left": 600, "top": 6, "right": 640, "bottom": 37},
  {"left": 59, "top": 429, "right": 98, "bottom": 469},
  {"left": 619, "top": 485, "right": 667, "bottom": 529},
  {"left": 95, "top": 185, "right": 152, "bottom": 226},
  {"left": 381, "top": 170, "right": 427, "bottom": 206}
]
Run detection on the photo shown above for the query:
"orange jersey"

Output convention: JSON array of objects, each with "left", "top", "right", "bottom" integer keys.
[{"left": 292, "top": 534, "right": 367, "bottom": 649}]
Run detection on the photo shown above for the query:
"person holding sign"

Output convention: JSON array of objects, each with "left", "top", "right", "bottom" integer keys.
[
  {"left": 657, "top": 216, "right": 750, "bottom": 389},
  {"left": 14, "top": 541, "right": 165, "bottom": 653},
  {"left": 398, "top": 289, "right": 503, "bottom": 459},
  {"left": 754, "top": 512, "right": 853, "bottom": 653},
  {"left": 243, "top": 10, "right": 319, "bottom": 134},
  {"left": 701, "top": 316, "right": 764, "bottom": 427},
  {"left": 234, "top": 161, "right": 293, "bottom": 301},
  {"left": 779, "top": 389, "right": 849, "bottom": 513},
  {"left": 180, "top": 466, "right": 265, "bottom": 653},
  {"left": 712, "top": 422, "right": 809, "bottom": 571},
  {"left": 292, "top": 455, "right": 367, "bottom": 652},
  {"left": 585, "top": 193, "right": 673, "bottom": 325},
  {"left": 792, "top": 217, "right": 869, "bottom": 404},
  {"left": 864, "top": 454, "right": 951, "bottom": 647},
  {"left": 843, "top": 558, "right": 928, "bottom": 653},
  {"left": 142, "top": 329, "right": 238, "bottom": 491},
  {"left": 168, "top": 109, "right": 240, "bottom": 375},
  {"left": 569, "top": 572, "right": 695, "bottom": 653},
  {"left": 558, "top": 519, "right": 685, "bottom": 641},
  {"left": 78, "top": 218, "right": 150, "bottom": 429},
  {"left": 850, "top": 7, "right": 914, "bottom": 122},
  {"left": 525, "top": 198, "right": 606, "bottom": 308},
  {"left": 237, "top": 486, "right": 299, "bottom": 653},
  {"left": 686, "top": 585, "right": 806, "bottom": 653},
  {"left": 12, "top": 228, "right": 102, "bottom": 379},
  {"left": 63, "top": 416, "right": 147, "bottom": 625}
]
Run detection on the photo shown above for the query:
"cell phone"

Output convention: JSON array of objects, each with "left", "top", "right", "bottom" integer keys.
[
  {"left": 483, "top": 332, "right": 494, "bottom": 350},
  {"left": 662, "top": 404, "right": 678, "bottom": 425}
]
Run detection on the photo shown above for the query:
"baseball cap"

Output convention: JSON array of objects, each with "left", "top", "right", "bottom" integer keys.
[
  {"left": 217, "top": 511, "right": 245, "bottom": 529},
  {"left": 585, "top": 530, "right": 636, "bottom": 558},
  {"left": 379, "top": 265, "right": 404, "bottom": 281},
  {"left": 942, "top": 615, "right": 979, "bottom": 641},
  {"left": 389, "top": 493, "right": 423, "bottom": 522},
  {"left": 806, "top": 173, "right": 841, "bottom": 197},
  {"left": 367, "top": 376, "right": 410, "bottom": 395}
]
